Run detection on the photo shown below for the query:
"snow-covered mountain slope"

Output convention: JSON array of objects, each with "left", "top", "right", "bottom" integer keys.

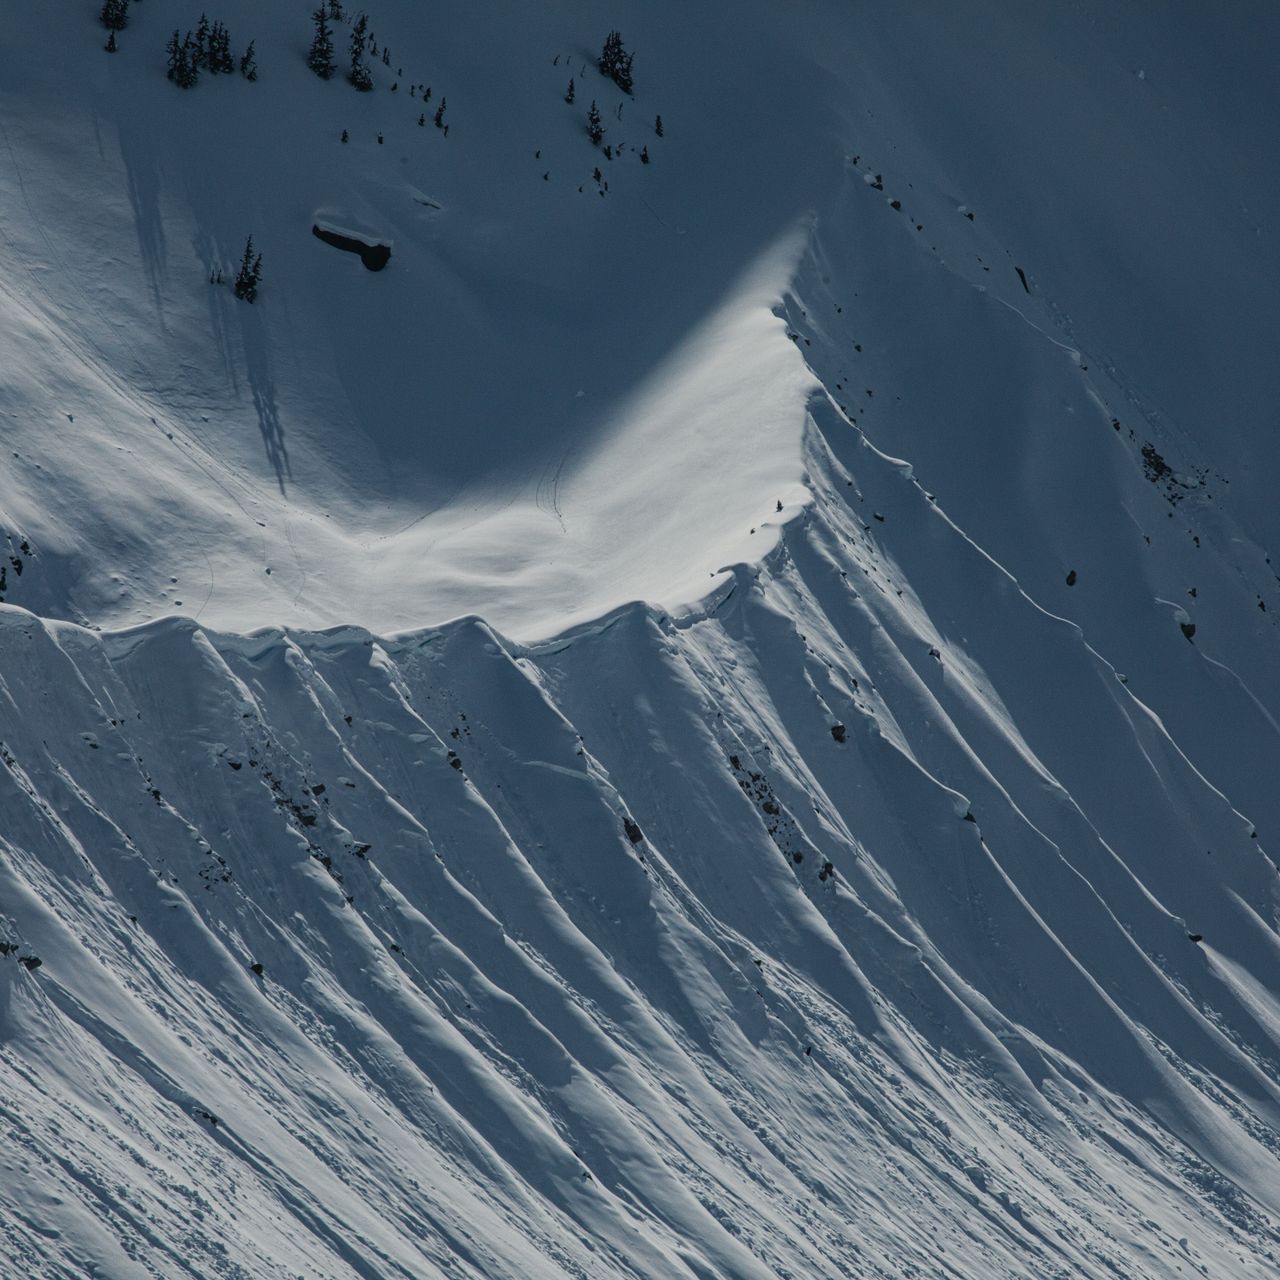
[
  {"left": 3, "top": 2, "right": 1280, "bottom": 1277},
  {"left": 1, "top": 0, "right": 833, "bottom": 637}
]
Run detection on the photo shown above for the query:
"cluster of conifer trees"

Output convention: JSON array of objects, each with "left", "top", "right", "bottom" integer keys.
[
  {"left": 577, "top": 33, "right": 661, "bottom": 164},
  {"left": 309, "top": 5, "right": 396, "bottom": 93},
  {"left": 597, "top": 31, "right": 634, "bottom": 95},
  {"left": 166, "top": 16, "right": 256, "bottom": 87}
]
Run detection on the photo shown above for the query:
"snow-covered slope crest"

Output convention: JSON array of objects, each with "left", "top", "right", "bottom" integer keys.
[
  {"left": 0, "top": 0, "right": 829, "bottom": 639},
  {"left": 3, "top": 417, "right": 1280, "bottom": 1278}
]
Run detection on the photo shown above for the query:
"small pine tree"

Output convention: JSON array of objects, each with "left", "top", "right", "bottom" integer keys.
[
  {"left": 341, "top": 128, "right": 349, "bottom": 142},
  {"left": 382, "top": 47, "right": 390, "bottom": 66},
  {"left": 308, "top": 8, "right": 334, "bottom": 79},
  {"left": 418, "top": 113, "right": 424, "bottom": 126},
  {"left": 377, "top": 131, "right": 383, "bottom": 144},
  {"left": 193, "top": 14, "right": 210, "bottom": 67},
  {"left": 105, "top": 30, "right": 118, "bottom": 52},
  {"left": 240, "top": 40, "right": 257, "bottom": 80},
  {"left": 208, "top": 22, "right": 234, "bottom": 74},
  {"left": 100, "top": 0, "right": 129, "bottom": 32},
  {"left": 587, "top": 100, "right": 604, "bottom": 145},
  {"left": 598, "top": 31, "right": 620, "bottom": 77},
  {"left": 349, "top": 13, "right": 372, "bottom": 90},
  {"left": 564, "top": 77, "right": 575, "bottom": 104},
  {"left": 654, "top": 114, "right": 663, "bottom": 137},
  {"left": 327, "top": 0, "right": 343, "bottom": 18},
  {"left": 640, "top": 145, "right": 649, "bottom": 164},
  {"left": 233, "top": 237, "right": 261, "bottom": 303},
  {"left": 166, "top": 30, "right": 182, "bottom": 80},
  {"left": 173, "top": 33, "right": 200, "bottom": 88},
  {"left": 434, "top": 98, "right": 446, "bottom": 127}
]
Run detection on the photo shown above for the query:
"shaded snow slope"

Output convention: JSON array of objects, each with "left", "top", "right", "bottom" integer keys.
[
  {"left": 3, "top": 2, "right": 1280, "bottom": 1277},
  {"left": 0, "top": 0, "right": 831, "bottom": 638},
  {"left": 6, "top": 1, "right": 1272, "bottom": 643}
]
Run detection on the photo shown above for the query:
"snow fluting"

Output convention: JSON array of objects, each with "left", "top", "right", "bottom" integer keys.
[{"left": 2, "top": 2, "right": 1280, "bottom": 1277}]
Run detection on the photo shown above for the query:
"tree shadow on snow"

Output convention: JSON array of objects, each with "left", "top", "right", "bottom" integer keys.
[
  {"left": 116, "top": 122, "right": 167, "bottom": 311},
  {"left": 238, "top": 307, "right": 289, "bottom": 494}
]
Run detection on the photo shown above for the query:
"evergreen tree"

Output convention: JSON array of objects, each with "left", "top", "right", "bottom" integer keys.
[
  {"left": 100, "top": 0, "right": 129, "bottom": 32},
  {"left": 166, "top": 30, "right": 182, "bottom": 80},
  {"left": 170, "top": 32, "right": 200, "bottom": 88},
  {"left": 382, "top": 47, "right": 390, "bottom": 66},
  {"left": 233, "top": 237, "right": 262, "bottom": 303},
  {"left": 327, "top": 0, "right": 343, "bottom": 18},
  {"left": 654, "top": 114, "right": 663, "bottom": 137},
  {"left": 308, "top": 8, "right": 335, "bottom": 79},
  {"left": 433, "top": 98, "right": 446, "bottom": 127},
  {"left": 208, "top": 22, "right": 234, "bottom": 74},
  {"left": 240, "top": 40, "right": 257, "bottom": 80},
  {"left": 564, "top": 77, "right": 575, "bottom": 104},
  {"left": 349, "top": 13, "right": 373, "bottom": 90},
  {"left": 105, "top": 30, "right": 118, "bottom": 52},
  {"left": 193, "top": 14, "right": 211, "bottom": 68},
  {"left": 341, "top": 128, "right": 349, "bottom": 142},
  {"left": 587, "top": 100, "right": 604, "bottom": 145},
  {"left": 598, "top": 31, "right": 621, "bottom": 77},
  {"left": 640, "top": 145, "right": 650, "bottom": 164},
  {"left": 598, "top": 30, "right": 634, "bottom": 94}
]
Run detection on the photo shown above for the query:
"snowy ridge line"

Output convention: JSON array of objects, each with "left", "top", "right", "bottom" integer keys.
[{"left": 804, "top": 392, "right": 1266, "bottom": 850}]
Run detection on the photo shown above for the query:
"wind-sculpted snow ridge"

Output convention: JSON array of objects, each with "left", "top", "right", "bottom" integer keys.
[{"left": 3, "top": 409, "right": 1280, "bottom": 1278}]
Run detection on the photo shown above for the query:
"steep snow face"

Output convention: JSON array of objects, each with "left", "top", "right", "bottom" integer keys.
[
  {"left": 3, "top": 468, "right": 1280, "bottom": 1277},
  {"left": 3, "top": 2, "right": 1280, "bottom": 1277},
  {"left": 4, "top": 429, "right": 1280, "bottom": 1280}
]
